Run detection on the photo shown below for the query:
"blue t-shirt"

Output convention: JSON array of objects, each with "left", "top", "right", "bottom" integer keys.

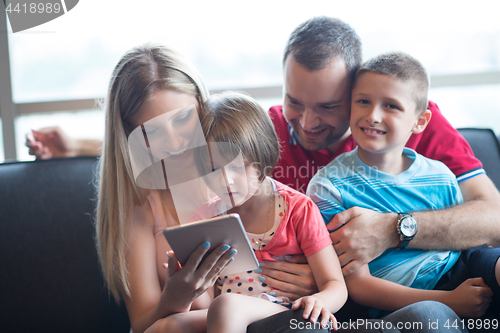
[{"left": 307, "top": 148, "right": 462, "bottom": 316}]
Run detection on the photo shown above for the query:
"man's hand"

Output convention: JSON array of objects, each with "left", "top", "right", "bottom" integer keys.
[
  {"left": 26, "top": 126, "right": 102, "bottom": 160},
  {"left": 328, "top": 207, "right": 399, "bottom": 276},
  {"left": 26, "top": 126, "right": 76, "bottom": 160},
  {"left": 259, "top": 255, "right": 318, "bottom": 300}
]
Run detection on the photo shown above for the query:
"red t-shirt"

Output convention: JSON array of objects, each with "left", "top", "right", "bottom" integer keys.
[
  {"left": 189, "top": 180, "right": 332, "bottom": 262},
  {"left": 269, "top": 101, "right": 483, "bottom": 193}
]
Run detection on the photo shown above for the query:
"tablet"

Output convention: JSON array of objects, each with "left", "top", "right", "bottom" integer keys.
[{"left": 163, "top": 213, "right": 259, "bottom": 275}]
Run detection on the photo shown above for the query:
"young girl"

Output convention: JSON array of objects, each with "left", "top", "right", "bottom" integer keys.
[
  {"left": 95, "top": 43, "right": 237, "bottom": 333},
  {"left": 189, "top": 92, "right": 348, "bottom": 332}
]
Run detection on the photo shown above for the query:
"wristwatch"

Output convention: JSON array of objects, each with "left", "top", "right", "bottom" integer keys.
[{"left": 396, "top": 213, "right": 417, "bottom": 250}]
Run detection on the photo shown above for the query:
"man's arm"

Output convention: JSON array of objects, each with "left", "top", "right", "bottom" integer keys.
[
  {"left": 330, "top": 174, "right": 500, "bottom": 275},
  {"left": 412, "top": 174, "right": 500, "bottom": 249},
  {"left": 26, "top": 126, "right": 102, "bottom": 159}
]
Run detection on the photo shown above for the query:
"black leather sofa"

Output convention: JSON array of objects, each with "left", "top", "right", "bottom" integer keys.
[
  {"left": 1, "top": 128, "right": 499, "bottom": 332},
  {"left": 458, "top": 128, "right": 500, "bottom": 187},
  {"left": 0, "top": 157, "right": 129, "bottom": 333}
]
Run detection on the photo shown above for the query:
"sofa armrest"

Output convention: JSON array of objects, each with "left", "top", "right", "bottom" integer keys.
[{"left": 0, "top": 157, "right": 129, "bottom": 333}]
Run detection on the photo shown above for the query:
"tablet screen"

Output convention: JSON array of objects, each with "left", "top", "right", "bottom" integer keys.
[{"left": 163, "top": 213, "right": 259, "bottom": 275}]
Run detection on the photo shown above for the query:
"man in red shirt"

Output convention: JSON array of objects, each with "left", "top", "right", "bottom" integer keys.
[{"left": 259, "top": 17, "right": 500, "bottom": 306}]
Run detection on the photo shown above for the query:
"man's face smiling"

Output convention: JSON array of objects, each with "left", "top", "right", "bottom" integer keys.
[{"left": 282, "top": 56, "right": 351, "bottom": 154}]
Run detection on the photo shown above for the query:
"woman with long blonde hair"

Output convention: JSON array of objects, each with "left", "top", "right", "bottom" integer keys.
[{"left": 95, "top": 43, "right": 236, "bottom": 333}]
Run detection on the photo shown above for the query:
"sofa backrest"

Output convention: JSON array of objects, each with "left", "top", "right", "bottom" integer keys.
[
  {"left": 1, "top": 129, "right": 499, "bottom": 331},
  {"left": 458, "top": 128, "right": 500, "bottom": 189},
  {"left": 0, "top": 157, "right": 130, "bottom": 333}
]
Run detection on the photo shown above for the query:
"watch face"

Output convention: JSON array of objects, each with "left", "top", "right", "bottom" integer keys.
[{"left": 400, "top": 216, "right": 417, "bottom": 237}]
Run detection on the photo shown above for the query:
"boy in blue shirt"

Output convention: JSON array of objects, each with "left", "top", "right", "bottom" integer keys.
[{"left": 307, "top": 52, "right": 499, "bottom": 319}]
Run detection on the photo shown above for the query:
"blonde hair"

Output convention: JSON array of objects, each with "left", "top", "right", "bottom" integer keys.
[
  {"left": 199, "top": 91, "right": 280, "bottom": 181},
  {"left": 95, "top": 43, "right": 209, "bottom": 301}
]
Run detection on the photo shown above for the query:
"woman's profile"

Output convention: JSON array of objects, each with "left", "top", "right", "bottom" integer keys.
[{"left": 95, "top": 43, "right": 235, "bottom": 333}]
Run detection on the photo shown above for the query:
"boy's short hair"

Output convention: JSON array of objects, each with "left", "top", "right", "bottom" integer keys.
[
  {"left": 354, "top": 52, "right": 429, "bottom": 112},
  {"left": 200, "top": 91, "right": 280, "bottom": 181},
  {"left": 283, "top": 16, "right": 362, "bottom": 79}
]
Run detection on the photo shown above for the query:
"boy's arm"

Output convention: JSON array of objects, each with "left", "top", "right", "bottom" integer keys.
[
  {"left": 292, "top": 246, "right": 348, "bottom": 327},
  {"left": 345, "top": 264, "right": 493, "bottom": 318},
  {"left": 306, "top": 179, "right": 346, "bottom": 225}
]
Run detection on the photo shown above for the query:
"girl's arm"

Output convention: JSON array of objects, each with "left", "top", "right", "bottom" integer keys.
[
  {"left": 122, "top": 202, "right": 234, "bottom": 333},
  {"left": 292, "top": 245, "right": 348, "bottom": 328},
  {"left": 345, "top": 264, "right": 493, "bottom": 318}
]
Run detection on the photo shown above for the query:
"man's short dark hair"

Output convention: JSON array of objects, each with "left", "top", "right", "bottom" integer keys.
[{"left": 283, "top": 16, "right": 362, "bottom": 77}]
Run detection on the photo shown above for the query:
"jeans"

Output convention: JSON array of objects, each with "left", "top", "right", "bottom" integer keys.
[
  {"left": 381, "top": 301, "right": 468, "bottom": 333},
  {"left": 246, "top": 301, "right": 468, "bottom": 333}
]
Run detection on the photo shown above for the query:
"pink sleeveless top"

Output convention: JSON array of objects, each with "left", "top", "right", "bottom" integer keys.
[{"left": 146, "top": 181, "right": 214, "bottom": 288}]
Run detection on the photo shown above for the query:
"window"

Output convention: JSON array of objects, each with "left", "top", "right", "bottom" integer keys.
[{"left": 3, "top": 0, "right": 500, "bottom": 161}]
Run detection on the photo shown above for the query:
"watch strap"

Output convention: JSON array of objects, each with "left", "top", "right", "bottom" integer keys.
[
  {"left": 396, "top": 213, "right": 415, "bottom": 250},
  {"left": 396, "top": 238, "right": 411, "bottom": 250}
]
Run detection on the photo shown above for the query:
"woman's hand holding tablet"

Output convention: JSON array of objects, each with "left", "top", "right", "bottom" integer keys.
[
  {"left": 163, "top": 214, "right": 259, "bottom": 276},
  {"left": 159, "top": 241, "right": 236, "bottom": 312}
]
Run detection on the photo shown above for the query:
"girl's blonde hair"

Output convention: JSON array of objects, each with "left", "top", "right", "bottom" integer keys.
[
  {"left": 200, "top": 91, "right": 280, "bottom": 181},
  {"left": 95, "top": 43, "right": 209, "bottom": 301}
]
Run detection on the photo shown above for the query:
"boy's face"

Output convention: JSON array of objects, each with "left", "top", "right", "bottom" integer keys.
[{"left": 350, "top": 72, "right": 422, "bottom": 157}]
